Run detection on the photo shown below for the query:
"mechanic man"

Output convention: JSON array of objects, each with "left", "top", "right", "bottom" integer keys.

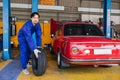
[{"left": 18, "top": 12, "right": 42, "bottom": 74}]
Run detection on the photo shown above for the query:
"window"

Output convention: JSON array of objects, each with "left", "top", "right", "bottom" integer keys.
[{"left": 64, "top": 24, "right": 104, "bottom": 36}]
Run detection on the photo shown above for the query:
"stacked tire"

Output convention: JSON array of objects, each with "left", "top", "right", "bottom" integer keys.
[{"left": 32, "top": 48, "right": 47, "bottom": 76}]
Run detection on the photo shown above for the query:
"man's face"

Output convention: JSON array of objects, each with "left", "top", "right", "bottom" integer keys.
[{"left": 31, "top": 14, "right": 39, "bottom": 25}]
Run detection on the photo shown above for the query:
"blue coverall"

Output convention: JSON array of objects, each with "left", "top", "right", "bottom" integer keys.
[{"left": 18, "top": 20, "right": 42, "bottom": 69}]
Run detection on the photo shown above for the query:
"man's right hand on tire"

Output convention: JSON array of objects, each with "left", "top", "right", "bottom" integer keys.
[{"left": 34, "top": 49, "right": 41, "bottom": 58}]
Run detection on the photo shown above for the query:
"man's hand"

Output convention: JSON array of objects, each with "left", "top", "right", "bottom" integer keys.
[
  {"left": 37, "top": 46, "right": 41, "bottom": 48},
  {"left": 34, "top": 49, "right": 41, "bottom": 58}
]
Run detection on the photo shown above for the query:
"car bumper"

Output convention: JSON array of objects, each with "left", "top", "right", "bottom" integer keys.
[{"left": 62, "top": 55, "right": 120, "bottom": 65}]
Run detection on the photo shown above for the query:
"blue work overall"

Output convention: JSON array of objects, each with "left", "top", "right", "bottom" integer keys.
[{"left": 18, "top": 20, "right": 42, "bottom": 69}]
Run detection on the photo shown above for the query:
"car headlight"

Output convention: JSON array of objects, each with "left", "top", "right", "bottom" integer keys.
[{"left": 71, "top": 47, "right": 79, "bottom": 55}]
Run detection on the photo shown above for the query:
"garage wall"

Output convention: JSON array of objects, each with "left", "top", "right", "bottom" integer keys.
[
  {"left": 6, "top": 0, "right": 120, "bottom": 9},
  {"left": 81, "top": 1, "right": 102, "bottom": 8},
  {"left": 0, "top": 0, "right": 120, "bottom": 23},
  {"left": 82, "top": 14, "right": 120, "bottom": 24},
  {"left": 59, "top": 0, "right": 80, "bottom": 12},
  {"left": 81, "top": 0, "right": 120, "bottom": 9},
  {"left": 11, "top": 0, "right": 31, "bottom": 4}
]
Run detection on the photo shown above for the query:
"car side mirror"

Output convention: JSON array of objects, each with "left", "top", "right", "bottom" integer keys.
[{"left": 51, "top": 34, "right": 55, "bottom": 38}]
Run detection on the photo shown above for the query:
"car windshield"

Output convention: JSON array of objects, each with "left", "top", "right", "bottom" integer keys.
[{"left": 64, "top": 24, "right": 104, "bottom": 36}]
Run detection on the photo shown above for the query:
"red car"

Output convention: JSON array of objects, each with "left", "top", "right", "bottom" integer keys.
[{"left": 50, "top": 19, "right": 120, "bottom": 68}]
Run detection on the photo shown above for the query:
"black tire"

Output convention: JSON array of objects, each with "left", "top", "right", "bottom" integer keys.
[
  {"left": 99, "top": 65, "right": 112, "bottom": 68},
  {"left": 57, "top": 51, "right": 63, "bottom": 69},
  {"left": 32, "top": 48, "right": 47, "bottom": 76},
  {"left": 57, "top": 50, "right": 69, "bottom": 69}
]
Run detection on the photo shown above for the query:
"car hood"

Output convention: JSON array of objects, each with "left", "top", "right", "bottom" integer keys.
[{"left": 63, "top": 36, "right": 120, "bottom": 43}]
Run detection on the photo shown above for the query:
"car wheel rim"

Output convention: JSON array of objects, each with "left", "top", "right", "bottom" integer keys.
[
  {"left": 57, "top": 52, "right": 60, "bottom": 66},
  {"left": 49, "top": 47, "right": 51, "bottom": 52}
]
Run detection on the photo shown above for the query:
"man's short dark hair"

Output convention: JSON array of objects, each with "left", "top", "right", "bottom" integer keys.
[{"left": 31, "top": 12, "right": 40, "bottom": 18}]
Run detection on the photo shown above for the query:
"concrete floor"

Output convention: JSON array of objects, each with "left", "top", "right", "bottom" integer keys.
[{"left": 1, "top": 48, "right": 120, "bottom": 80}]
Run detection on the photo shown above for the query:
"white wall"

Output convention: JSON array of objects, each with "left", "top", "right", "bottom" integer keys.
[{"left": 82, "top": 14, "right": 120, "bottom": 24}]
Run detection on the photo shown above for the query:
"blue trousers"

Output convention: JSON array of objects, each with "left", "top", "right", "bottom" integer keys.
[{"left": 18, "top": 38, "right": 31, "bottom": 69}]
